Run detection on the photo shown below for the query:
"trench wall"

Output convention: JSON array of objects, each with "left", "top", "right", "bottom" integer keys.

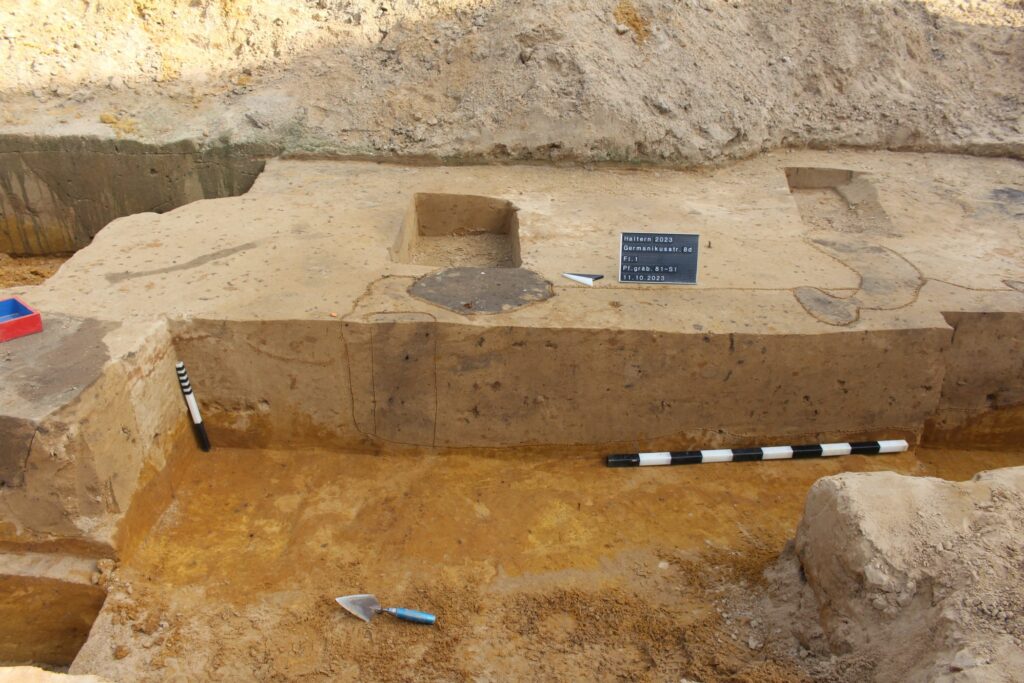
[
  {"left": 0, "top": 321, "right": 199, "bottom": 668},
  {"left": 0, "top": 136, "right": 270, "bottom": 255},
  {"left": 0, "top": 553, "right": 106, "bottom": 666},
  {"left": 172, "top": 318, "right": 954, "bottom": 454},
  {"left": 922, "top": 312, "right": 1024, "bottom": 448},
  {"left": 0, "top": 323, "right": 184, "bottom": 556}
]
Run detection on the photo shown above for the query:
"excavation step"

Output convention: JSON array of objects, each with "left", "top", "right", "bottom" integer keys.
[
  {"left": 0, "top": 552, "right": 106, "bottom": 666},
  {"left": 0, "top": 150, "right": 1022, "bottom": 556}
]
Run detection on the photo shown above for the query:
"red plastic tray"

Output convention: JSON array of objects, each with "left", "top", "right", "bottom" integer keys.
[{"left": 0, "top": 296, "right": 43, "bottom": 343}]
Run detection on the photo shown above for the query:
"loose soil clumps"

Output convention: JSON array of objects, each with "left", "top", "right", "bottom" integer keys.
[
  {"left": 1, "top": 1, "right": 1022, "bottom": 163},
  {"left": 771, "top": 467, "right": 1024, "bottom": 682}
]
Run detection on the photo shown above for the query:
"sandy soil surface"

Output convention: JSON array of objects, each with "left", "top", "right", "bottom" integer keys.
[
  {"left": 0, "top": 668, "right": 106, "bottom": 683},
  {"left": 1, "top": 1, "right": 1021, "bottom": 163},
  {"left": 0, "top": 253, "right": 69, "bottom": 287},
  {"left": 70, "top": 446, "right": 1024, "bottom": 682}
]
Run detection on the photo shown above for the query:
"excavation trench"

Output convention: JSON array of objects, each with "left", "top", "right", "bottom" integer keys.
[
  {"left": 1, "top": 152, "right": 1022, "bottom": 676},
  {"left": 2, "top": 308, "right": 1022, "bottom": 672}
]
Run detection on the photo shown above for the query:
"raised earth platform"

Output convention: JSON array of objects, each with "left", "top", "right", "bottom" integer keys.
[{"left": 1, "top": 149, "right": 1022, "bottom": 560}]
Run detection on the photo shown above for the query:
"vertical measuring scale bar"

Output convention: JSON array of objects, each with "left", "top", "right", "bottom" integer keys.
[{"left": 176, "top": 362, "right": 211, "bottom": 452}]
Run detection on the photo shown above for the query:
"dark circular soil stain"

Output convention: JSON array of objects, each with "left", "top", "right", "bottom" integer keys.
[{"left": 408, "top": 267, "right": 553, "bottom": 314}]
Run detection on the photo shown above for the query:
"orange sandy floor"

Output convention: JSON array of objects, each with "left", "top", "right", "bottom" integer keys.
[{"left": 75, "top": 446, "right": 1024, "bottom": 682}]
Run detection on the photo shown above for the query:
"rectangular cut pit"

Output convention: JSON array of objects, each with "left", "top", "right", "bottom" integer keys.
[
  {"left": 392, "top": 192, "right": 521, "bottom": 268},
  {"left": 784, "top": 166, "right": 894, "bottom": 234}
]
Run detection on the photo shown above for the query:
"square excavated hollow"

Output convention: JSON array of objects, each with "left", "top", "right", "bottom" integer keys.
[{"left": 392, "top": 192, "right": 521, "bottom": 268}]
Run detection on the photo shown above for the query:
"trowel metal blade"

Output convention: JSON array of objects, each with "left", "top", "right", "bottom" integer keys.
[{"left": 336, "top": 594, "right": 382, "bottom": 623}]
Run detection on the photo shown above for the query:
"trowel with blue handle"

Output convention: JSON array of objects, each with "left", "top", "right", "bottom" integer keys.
[{"left": 335, "top": 594, "right": 437, "bottom": 625}]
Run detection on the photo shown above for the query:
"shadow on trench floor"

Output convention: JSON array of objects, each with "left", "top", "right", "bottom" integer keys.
[{"left": 72, "top": 446, "right": 1024, "bottom": 682}]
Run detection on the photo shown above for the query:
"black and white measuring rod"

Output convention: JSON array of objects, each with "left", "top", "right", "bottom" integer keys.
[
  {"left": 175, "top": 361, "right": 211, "bottom": 452},
  {"left": 606, "top": 439, "right": 908, "bottom": 467}
]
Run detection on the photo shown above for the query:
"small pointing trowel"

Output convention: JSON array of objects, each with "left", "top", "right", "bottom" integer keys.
[{"left": 336, "top": 594, "right": 437, "bottom": 625}]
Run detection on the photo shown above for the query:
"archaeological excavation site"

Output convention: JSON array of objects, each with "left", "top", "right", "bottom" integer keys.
[{"left": 1, "top": 1, "right": 1023, "bottom": 681}]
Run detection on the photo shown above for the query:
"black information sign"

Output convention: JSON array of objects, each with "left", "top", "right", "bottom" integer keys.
[{"left": 619, "top": 232, "right": 700, "bottom": 284}]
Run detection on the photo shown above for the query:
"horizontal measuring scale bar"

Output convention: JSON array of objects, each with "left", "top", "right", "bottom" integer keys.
[{"left": 606, "top": 440, "right": 909, "bottom": 467}]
